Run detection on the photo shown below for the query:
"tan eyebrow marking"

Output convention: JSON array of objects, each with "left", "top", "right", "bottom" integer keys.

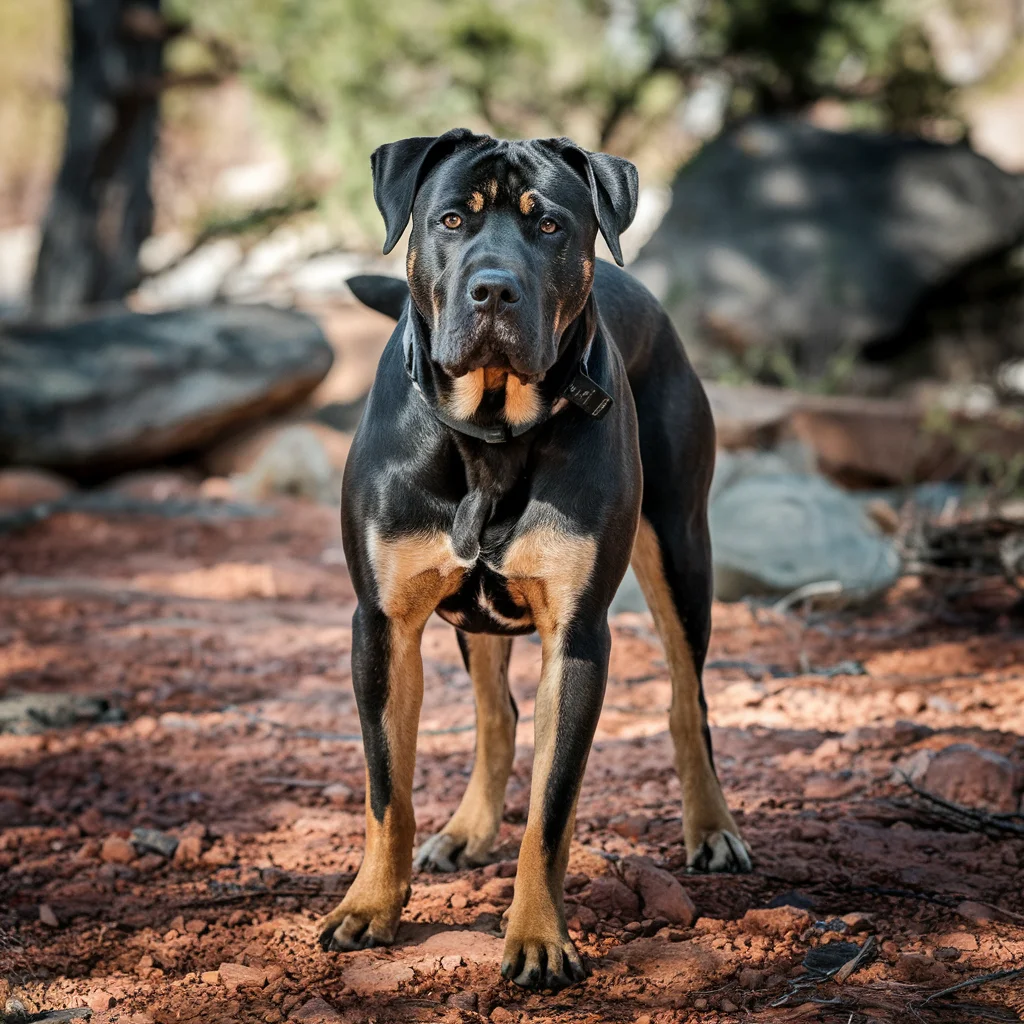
[
  {"left": 519, "top": 190, "right": 536, "bottom": 215},
  {"left": 468, "top": 192, "right": 484, "bottom": 213},
  {"left": 485, "top": 178, "right": 499, "bottom": 201}
]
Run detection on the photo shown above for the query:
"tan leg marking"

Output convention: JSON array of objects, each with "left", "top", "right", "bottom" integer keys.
[
  {"left": 631, "top": 517, "right": 750, "bottom": 872},
  {"left": 519, "top": 190, "right": 536, "bottom": 215},
  {"left": 320, "top": 529, "right": 471, "bottom": 949},
  {"left": 468, "top": 191, "right": 484, "bottom": 213},
  {"left": 504, "top": 376, "right": 541, "bottom": 427},
  {"left": 499, "top": 523, "right": 595, "bottom": 987},
  {"left": 448, "top": 369, "right": 485, "bottom": 421},
  {"left": 415, "top": 634, "right": 515, "bottom": 871},
  {"left": 319, "top": 620, "right": 424, "bottom": 948},
  {"left": 367, "top": 527, "right": 470, "bottom": 621}
]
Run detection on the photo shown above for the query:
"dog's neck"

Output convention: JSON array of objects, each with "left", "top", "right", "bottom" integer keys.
[{"left": 400, "top": 293, "right": 611, "bottom": 445}]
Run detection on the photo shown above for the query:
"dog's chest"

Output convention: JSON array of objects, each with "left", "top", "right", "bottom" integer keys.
[{"left": 366, "top": 521, "right": 596, "bottom": 636}]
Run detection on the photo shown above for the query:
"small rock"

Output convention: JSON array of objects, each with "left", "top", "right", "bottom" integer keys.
[
  {"left": 936, "top": 931, "right": 979, "bottom": 951},
  {"left": 0, "top": 468, "right": 73, "bottom": 509},
  {"left": 894, "top": 691, "right": 925, "bottom": 715},
  {"left": 922, "top": 744, "right": 1021, "bottom": 813},
  {"left": 738, "top": 967, "right": 765, "bottom": 990},
  {"left": 87, "top": 989, "right": 116, "bottom": 1012},
  {"left": 581, "top": 875, "right": 641, "bottom": 921},
  {"left": 450, "top": 893, "right": 468, "bottom": 910},
  {"left": 173, "top": 835, "right": 202, "bottom": 867},
  {"left": 38, "top": 904, "right": 59, "bottom": 928},
  {"left": 933, "top": 947, "right": 961, "bottom": 961},
  {"left": 185, "top": 918, "right": 208, "bottom": 935},
  {"left": 720, "top": 998, "right": 739, "bottom": 1012},
  {"left": 322, "top": 782, "right": 355, "bottom": 805},
  {"left": 741, "top": 906, "right": 814, "bottom": 938},
  {"left": 290, "top": 996, "right": 346, "bottom": 1023},
  {"left": 490, "top": 1008, "right": 517, "bottom": 1023},
  {"left": 610, "top": 813, "right": 649, "bottom": 839},
  {"left": 440, "top": 954, "right": 462, "bottom": 971},
  {"left": 840, "top": 912, "right": 875, "bottom": 934},
  {"left": 620, "top": 855, "right": 696, "bottom": 926},
  {"left": 131, "top": 827, "right": 179, "bottom": 859},
  {"left": 202, "top": 843, "right": 235, "bottom": 867},
  {"left": 804, "top": 771, "right": 863, "bottom": 800},
  {"left": 101, "top": 835, "right": 137, "bottom": 865},
  {"left": 77, "top": 807, "right": 105, "bottom": 836},
  {"left": 956, "top": 901, "right": 997, "bottom": 924},
  {"left": 218, "top": 962, "right": 267, "bottom": 991},
  {"left": 201, "top": 971, "right": 220, "bottom": 986},
  {"left": 449, "top": 992, "right": 478, "bottom": 1011}
]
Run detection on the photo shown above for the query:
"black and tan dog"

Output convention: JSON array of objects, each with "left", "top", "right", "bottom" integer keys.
[{"left": 319, "top": 128, "right": 751, "bottom": 990}]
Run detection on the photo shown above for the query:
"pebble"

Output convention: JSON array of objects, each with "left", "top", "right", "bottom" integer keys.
[
  {"left": 38, "top": 904, "right": 58, "bottom": 928},
  {"left": 290, "top": 996, "right": 346, "bottom": 1022},
  {"left": 922, "top": 744, "right": 1020, "bottom": 813},
  {"left": 173, "top": 836, "right": 203, "bottom": 867},
  {"left": 218, "top": 962, "right": 267, "bottom": 991},
  {"left": 87, "top": 990, "right": 116, "bottom": 1012},
  {"left": 101, "top": 835, "right": 137, "bottom": 865},
  {"left": 741, "top": 906, "right": 814, "bottom": 938},
  {"left": 620, "top": 855, "right": 696, "bottom": 926},
  {"left": 610, "top": 813, "right": 649, "bottom": 839},
  {"left": 131, "top": 827, "right": 179, "bottom": 859},
  {"left": 322, "top": 782, "right": 356, "bottom": 805},
  {"left": 449, "top": 992, "right": 478, "bottom": 1011}
]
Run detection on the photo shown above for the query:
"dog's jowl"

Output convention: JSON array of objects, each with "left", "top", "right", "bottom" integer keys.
[{"left": 319, "top": 129, "right": 751, "bottom": 990}]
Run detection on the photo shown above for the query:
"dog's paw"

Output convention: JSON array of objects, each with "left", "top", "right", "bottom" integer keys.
[
  {"left": 686, "top": 829, "right": 752, "bottom": 874},
  {"left": 500, "top": 934, "right": 588, "bottom": 991},
  {"left": 318, "top": 911, "right": 395, "bottom": 952},
  {"left": 414, "top": 832, "right": 489, "bottom": 873},
  {"left": 317, "top": 901, "right": 402, "bottom": 953}
]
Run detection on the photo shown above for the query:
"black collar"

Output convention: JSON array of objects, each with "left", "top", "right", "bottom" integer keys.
[{"left": 401, "top": 298, "right": 613, "bottom": 444}]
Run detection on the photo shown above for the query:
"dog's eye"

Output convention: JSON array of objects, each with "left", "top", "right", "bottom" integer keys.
[
  {"left": 442, "top": 213, "right": 463, "bottom": 230},
  {"left": 539, "top": 218, "right": 559, "bottom": 234}
]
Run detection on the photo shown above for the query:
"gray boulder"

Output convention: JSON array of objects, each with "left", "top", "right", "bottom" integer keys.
[
  {"left": 631, "top": 118, "right": 1024, "bottom": 373},
  {"left": 709, "top": 460, "right": 900, "bottom": 603},
  {"left": 0, "top": 304, "right": 333, "bottom": 474}
]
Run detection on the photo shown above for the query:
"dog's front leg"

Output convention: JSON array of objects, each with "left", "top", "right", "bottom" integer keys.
[
  {"left": 319, "top": 604, "right": 423, "bottom": 951},
  {"left": 501, "top": 618, "right": 608, "bottom": 989}
]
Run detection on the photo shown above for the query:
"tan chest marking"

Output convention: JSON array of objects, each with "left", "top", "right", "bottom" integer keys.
[
  {"left": 447, "top": 369, "right": 541, "bottom": 427},
  {"left": 448, "top": 370, "right": 486, "bottom": 420},
  {"left": 502, "top": 524, "right": 596, "bottom": 636},
  {"left": 368, "top": 528, "right": 470, "bottom": 622},
  {"left": 504, "top": 375, "right": 541, "bottom": 426}
]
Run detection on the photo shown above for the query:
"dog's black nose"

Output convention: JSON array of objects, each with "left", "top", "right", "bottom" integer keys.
[{"left": 467, "top": 270, "right": 521, "bottom": 313}]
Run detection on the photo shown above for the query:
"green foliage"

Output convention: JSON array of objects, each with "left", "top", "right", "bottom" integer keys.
[{"left": 166, "top": 0, "right": 955, "bottom": 245}]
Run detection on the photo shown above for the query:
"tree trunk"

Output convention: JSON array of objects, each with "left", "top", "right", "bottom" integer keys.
[{"left": 31, "top": 0, "right": 164, "bottom": 321}]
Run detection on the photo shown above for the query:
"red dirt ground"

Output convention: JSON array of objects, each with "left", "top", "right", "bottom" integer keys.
[{"left": 1, "top": 499, "right": 1022, "bottom": 1023}]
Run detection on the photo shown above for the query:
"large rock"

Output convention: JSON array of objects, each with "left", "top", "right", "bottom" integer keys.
[
  {"left": 632, "top": 118, "right": 1024, "bottom": 373},
  {"left": 0, "top": 305, "right": 332, "bottom": 475},
  {"left": 709, "top": 455, "right": 900, "bottom": 601}
]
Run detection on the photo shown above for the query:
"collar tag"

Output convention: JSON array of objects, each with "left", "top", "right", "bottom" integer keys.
[{"left": 562, "top": 366, "right": 613, "bottom": 419}]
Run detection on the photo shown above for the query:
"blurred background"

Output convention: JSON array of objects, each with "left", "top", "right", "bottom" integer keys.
[{"left": 2, "top": 0, "right": 1024, "bottom": 602}]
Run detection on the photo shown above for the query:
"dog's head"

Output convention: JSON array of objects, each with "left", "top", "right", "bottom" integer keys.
[{"left": 371, "top": 130, "right": 637, "bottom": 382}]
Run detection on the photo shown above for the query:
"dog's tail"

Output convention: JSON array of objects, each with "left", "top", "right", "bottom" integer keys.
[{"left": 347, "top": 275, "right": 409, "bottom": 321}]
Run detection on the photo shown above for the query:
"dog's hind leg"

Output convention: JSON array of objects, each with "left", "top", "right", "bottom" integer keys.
[
  {"left": 415, "top": 633, "right": 516, "bottom": 871},
  {"left": 631, "top": 514, "right": 751, "bottom": 873}
]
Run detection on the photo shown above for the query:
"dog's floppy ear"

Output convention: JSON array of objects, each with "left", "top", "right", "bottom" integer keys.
[
  {"left": 542, "top": 139, "right": 639, "bottom": 266},
  {"left": 371, "top": 128, "right": 476, "bottom": 254}
]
